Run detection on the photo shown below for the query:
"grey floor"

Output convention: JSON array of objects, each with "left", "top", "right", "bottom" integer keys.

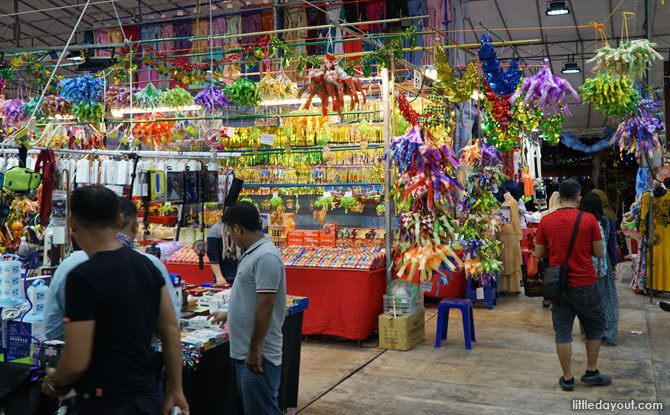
[{"left": 293, "top": 264, "right": 670, "bottom": 415}]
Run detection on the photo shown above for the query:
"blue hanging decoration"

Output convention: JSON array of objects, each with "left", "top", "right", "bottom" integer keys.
[
  {"left": 57, "top": 75, "right": 104, "bottom": 105},
  {"left": 478, "top": 34, "right": 521, "bottom": 96}
]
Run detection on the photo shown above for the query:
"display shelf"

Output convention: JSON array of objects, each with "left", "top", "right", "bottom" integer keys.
[{"left": 243, "top": 183, "right": 383, "bottom": 188}]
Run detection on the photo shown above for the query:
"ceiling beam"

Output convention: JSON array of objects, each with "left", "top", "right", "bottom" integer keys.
[
  {"left": 492, "top": 0, "right": 513, "bottom": 42},
  {"left": 16, "top": 0, "right": 89, "bottom": 44},
  {"left": 534, "top": 0, "right": 552, "bottom": 70}
]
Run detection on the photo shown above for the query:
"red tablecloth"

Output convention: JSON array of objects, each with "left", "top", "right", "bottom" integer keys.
[
  {"left": 423, "top": 269, "right": 467, "bottom": 299},
  {"left": 165, "top": 263, "right": 213, "bottom": 285},
  {"left": 285, "top": 267, "right": 386, "bottom": 341}
]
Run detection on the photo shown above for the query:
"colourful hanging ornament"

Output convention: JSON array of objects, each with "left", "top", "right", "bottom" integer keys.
[
  {"left": 510, "top": 60, "right": 579, "bottom": 116},
  {"left": 2, "top": 99, "right": 27, "bottom": 126},
  {"left": 160, "top": 86, "right": 195, "bottom": 109},
  {"left": 106, "top": 85, "right": 139, "bottom": 109},
  {"left": 194, "top": 85, "right": 230, "bottom": 114},
  {"left": 589, "top": 39, "right": 663, "bottom": 79},
  {"left": 224, "top": 77, "right": 261, "bottom": 107},
  {"left": 133, "top": 83, "right": 162, "bottom": 109},
  {"left": 434, "top": 40, "right": 479, "bottom": 103},
  {"left": 478, "top": 33, "right": 521, "bottom": 96},
  {"left": 610, "top": 97, "right": 664, "bottom": 157},
  {"left": 57, "top": 75, "right": 104, "bottom": 105},
  {"left": 580, "top": 72, "right": 639, "bottom": 119},
  {"left": 41, "top": 95, "right": 73, "bottom": 118},
  {"left": 72, "top": 103, "right": 104, "bottom": 123}
]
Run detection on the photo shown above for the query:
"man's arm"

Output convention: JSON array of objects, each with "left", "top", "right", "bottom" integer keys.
[
  {"left": 155, "top": 285, "right": 190, "bottom": 415},
  {"left": 534, "top": 244, "right": 548, "bottom": 258},
  {"left": 247, "top": 292, "right": 276, "bottom": 373},
  {"left": 211, "top": 264, "right": 225, "bottom": 284},
  {"left": 54, "top": 320, "right": 95, "bottom": 384}
]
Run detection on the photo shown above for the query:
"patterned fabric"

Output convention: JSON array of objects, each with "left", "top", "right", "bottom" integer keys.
[
  {"left": 593, "top": 219, "right": 619, "bottom": 345},
  {"left": 117, "top": 232, "right": 134, "bottom": 249}
]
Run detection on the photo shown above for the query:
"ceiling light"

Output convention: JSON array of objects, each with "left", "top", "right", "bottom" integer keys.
[
  {"left": 546, "top": 1, "right": 569, "bottom": 16},
  {"left": 423, "top": 67, "right": 437, "bottom": 81},
  {"left": 66, "top": 51, "right": 84, "bottom": 62},
  {"left": 561, "top": 62, "right": 580, "bottom": 74}
]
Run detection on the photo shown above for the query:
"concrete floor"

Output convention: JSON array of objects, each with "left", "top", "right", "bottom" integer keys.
[{"left": 291, "top": 264, "right": 670, "bottom": 415}]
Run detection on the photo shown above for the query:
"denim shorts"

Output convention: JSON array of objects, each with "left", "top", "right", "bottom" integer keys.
[
  {"left": 235, "top": 358, "right": 282, "bottom": 415},
  {"left": 551, "top": 283, "right": 605, "bottom": 343}
]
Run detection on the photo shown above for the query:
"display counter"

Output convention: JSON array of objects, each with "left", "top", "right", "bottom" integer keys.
[
  {"left": 165, "top": 262, "right": 213, "bottom": 286},
  {"left": 285, "top": 267, "right": 386, "bottom": 340}
]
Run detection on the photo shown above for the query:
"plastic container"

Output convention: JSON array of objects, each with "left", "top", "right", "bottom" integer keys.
[
  {"left": 0, "top": 254, "right": 24, "bottom": 304},
  {"left": 383, "top": 293, "right": 424, "bottom": 316},
  {"left": 27, "top": 279, "right": 48, "bottom": 315}
]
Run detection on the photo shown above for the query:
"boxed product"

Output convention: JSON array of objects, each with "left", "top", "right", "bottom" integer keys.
[
  {"left": 378, "top": 308, "right": 425, "bottom": 351},
  {"left": 287, "top": 231, "right": 305, "bottom": 246},
  {"left": 303, "top": 231, "right": 320, "bottom": 246},
  {"left": 2, "top": 318, "right": 45, "bottom": 363}
]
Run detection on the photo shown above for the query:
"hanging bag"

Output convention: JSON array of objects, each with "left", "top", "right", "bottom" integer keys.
[
  {"left": 543, "top": 211, "right": 583, "bottom": 301},
  {"left": 3, "top": 167, "right": 41, "bottom": 193}
]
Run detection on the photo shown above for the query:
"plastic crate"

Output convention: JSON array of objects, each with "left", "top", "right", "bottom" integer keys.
[{"left": 383, "top": 294, "right": 424, "bottom": 316}]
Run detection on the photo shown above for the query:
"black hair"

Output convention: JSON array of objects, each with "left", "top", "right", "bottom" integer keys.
[
  {"left": 509, "top": 187, "right": 523, "bottom": 201},
  {"left": 70, "top": 185, "right": 120, "bottom": 229},
  {"left": 664, "top": 177, "right": 670, "bottom": 189},
  {"left": 581, "top": 192, "right": 604, "bottom": 225},
  {"left": 117, "top": 197, "right": 138, "bottom": 229},
  {"left": 221, "top": 201, "right": 261, "bottom": 231},
  {"left": 559, "top": 179, "right": 581, "bottom": 202}
]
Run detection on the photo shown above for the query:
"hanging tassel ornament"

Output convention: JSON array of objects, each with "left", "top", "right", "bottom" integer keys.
[
  {"left": 589, "top": 39, "right": 663, "bottom": 79},
  {"left": 194, "top": 85, "right": 230, "bottom": 114},
  {"left": 510, "top": 59, "right": 579, "bottom": 116},
  {"left": 133, "top": 83, "right": 163, "bottom": 109},
  {"left": 610, "top": 97, "right": 664, "bottom": 158},
  {"left": 160, "top": 86, "right": 195, "bottom": 109},
  {"left": 478, "top": 34, "right": 521, "bottom": 96},
  {"left": 57, "top": 75, "right": 104, "bottom": 105},
  {"left": 580, "top": 72, "right": 639, "bottom": 119}
]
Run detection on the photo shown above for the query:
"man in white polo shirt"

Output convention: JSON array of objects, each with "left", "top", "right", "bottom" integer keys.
[{"left": 209, "top": 202, "right": 286, "bottom": 415}]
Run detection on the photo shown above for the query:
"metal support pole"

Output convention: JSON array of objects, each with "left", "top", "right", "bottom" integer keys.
[
  {"left": 646, "top": 0, "right": 654, "bottom": 303},
  {"left": 13, "top": 0, "right": 19, "bottom": 47},
  {"left": 382, "top": 64, "right": 392, "bottom": 285}
]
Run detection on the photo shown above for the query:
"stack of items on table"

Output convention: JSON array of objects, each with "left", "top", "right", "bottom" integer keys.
[{"left": 280, "top": 246, "right": 385, "bottom": 270}]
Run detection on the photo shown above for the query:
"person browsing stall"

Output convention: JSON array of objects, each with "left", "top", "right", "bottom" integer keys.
[
  {"left": 208, "top": 201, "right": 286, "bottom": 415},
  {"left": 40, "top": 186, "right": 189, "bottom": 415},
  {"left": 534, "top": 179, "right": 610, "bottom": 391},
  {"left": 44, "top": 197, "right": 180, "bottom": 341}
]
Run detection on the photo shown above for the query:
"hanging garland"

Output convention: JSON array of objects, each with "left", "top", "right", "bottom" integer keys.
[
  {"left": 133, "top": 113, "right": 176, "bottom": 146},
  {"left": 57, "top": 75, "right": 104, "bottom": 105},
  {"left": 106, "top": 86, "right": 139, "bottom": 109},
  {"left": 482, "top": 81, "right": 518, "bottom": 153},
  {"left": 41, "top": 95, "right": 73, "bottom": 118},
  {"left": 434, "top": 40, "right": 479, "bottom": 103},
  {"left": 478, "top": 33, "right": 521, "bottom": 96},
  {"left": 580, "top": 72, "right": 639, "bottom": 119}
]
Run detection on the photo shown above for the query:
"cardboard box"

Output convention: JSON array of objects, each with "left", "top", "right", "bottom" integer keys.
[
  {"left": 287, "top": 231, "right": 305, "bottom": 246},
  {"left": 319, "top": 232, "right": 336, "bottom": 247},
  {"left": 378, "top": 308, "right": 425, "bottom": 351},
  {"left": 3, "top": 319, "right": 45, "bottom": 364},
  {"left": 303, "top": 231, "right": 320, "bottom": 246}
]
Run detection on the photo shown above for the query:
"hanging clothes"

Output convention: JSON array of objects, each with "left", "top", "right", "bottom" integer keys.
[
  {"left": 325, "top": 4, "right": 345, "bottom": 56},
  {"left": 594, "top": 217, "right": 619, "bottom": 345},
  {"left": 522, "top": 166, "right": 534, "bottom": 197},
  {"left": 499, "top": 194, "right": 522, "bottom": 292},
  {"left": 640, "top": 191, "right": 670, "bottom": 292},
  {"left": 211, "top": 17, "right": 227, "bottom": 60},
  {"left": 449, "top": 0, "right": 469, "bottom": 68},
  {"left": 35, "top": 149, "right": 56, "bottom": 225},
  {"left": 425, "top": 0, "right": 446, "bottom": 65},
  {"left": 95, "top": 29, "right": 109, "bottom": 56},
  {"left": 159, "top": 24, "right": 175, "bottom": 89},
  {"left": 405, "top": 0, "right": 427, "bottom": 67},
  {"left": 306, "top": 7, "right": 327, "bottom": 56},
  {"left": 139, "top": 24, "right": 161, "bottom": 87},
  {"left": 343, "top": 2, "right": 365, "bottom": 68},
  {"left": 172, "top": 21, "right": 192, "bottom": 88},
  {"left": 282, "top": 6, "right": 308, "bottom": 81}
]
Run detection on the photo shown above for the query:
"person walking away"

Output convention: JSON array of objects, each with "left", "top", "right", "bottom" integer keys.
[
  {"left": 581, "top": 193, "right": 619, "bottom": 345},
  {"left": 534, "top": 179, "right": 610, "bottom": 391},
  {"left": 40, "top": 186, "right": 189, "bottom": 415},
  {"left": 208, "top": 202, "right": 286, "bottom": 415}
]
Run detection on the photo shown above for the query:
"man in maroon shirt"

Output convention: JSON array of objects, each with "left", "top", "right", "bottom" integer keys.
[{"left": 535, "top": 179, "right": 610, "bottom": 391}]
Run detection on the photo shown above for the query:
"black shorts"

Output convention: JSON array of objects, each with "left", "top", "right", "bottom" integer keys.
[{"left": 551, "top": 283, "right": 605, "bottom": 343}]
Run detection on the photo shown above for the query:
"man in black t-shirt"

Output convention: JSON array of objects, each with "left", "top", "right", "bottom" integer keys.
[{"left": 41, "top": 186, "right": 189, "bottom": 415}]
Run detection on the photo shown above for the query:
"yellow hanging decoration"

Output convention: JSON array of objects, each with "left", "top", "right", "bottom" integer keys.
[{"left": 433, "top": 40, "right": 479, "bottom": 103}]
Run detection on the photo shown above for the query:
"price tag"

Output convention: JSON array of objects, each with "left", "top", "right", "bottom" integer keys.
[
  {"left": 344, "top": 191, "right": 353, "bottom": 198},
  {"left": 222, "top": 126, "right": 235, "bottom": 137},
  {"left": 420, "top": 280, "right": 433, "bottom": 293},
  {"left": 273, "top": 191, "right": 279, "bottom": 198},
  {"left": 260, "top": 133, "right": 275, "bottom": 146},
  {"left": 323, "top": 191, "right": 332, "bottom": 198},
  {"left": 476, "top": 287, "right": 484, "bottom": 300},
  {"left": 413, "top": 69, "right": 422, "bottom": 89}
]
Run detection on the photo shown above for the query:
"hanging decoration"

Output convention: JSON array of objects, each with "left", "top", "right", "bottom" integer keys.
[
  {"left": 133, "top": 83, "right": 163, "bottom": 109},
  {"left": 513, "top": 100, "right": 564, "bottom": 146},
  {"left": 40, "top": 95, "right": 73, "bottom": 118},
  {"left": 579, "top": 72, "right": 639, "bottom": 119},
  {"left": 224, "top": 77, "right": 261, "bottom": 107},
  {"left": 194, "top": 85, "right": 230, "bottom": 114},
  {"left": 482, "top": 81, "right": 518, "bottom": 153},
  {"left": 386, "top": 125, "right": 463, "bottom": 283},
  {"left": 458, "top": 139, "right": 504, "bottom": 283},
  {"left": 160, "top": 86, "right": 195, "bottom": 109},
  {"left": 21, "top": 97, "right": 43, "bottom": 120},
  {"left": 509, "top": 60, "right": 579, "bottom": 116},
  {"left": 72, "top": 103, "right": 104, "bottom": 123},
  {"left": 434, "top": 41, "right": 479, "bottom": 103},
  {"left": 257, "top": 74, "right": 298, "bottom": 101},
  {"left": 297, "top": 53, "right": 366, "bottom": 117},
  {"left": 2, "top": 99, "right": 27, "bottom": 127},
  {"left": 588, "top": 39, "right": 663, "bottom": 79},
  {"left": 478, "top": 33, "right": 521, "bottom": 96},
  {"left": 57, "top": 75, "right": 104, "bottom": 105},
  {"left": 397, "top": 92, "right": 421, "bottom": 126},
  {"left": 106, "top": 86, "right": 139, "bottom": 109},
  {"left": 610, "top": 97, "right": 665, "bottom": 157},
  {"left": 133, "top": 113, "right": 176, "bottom": 146}
]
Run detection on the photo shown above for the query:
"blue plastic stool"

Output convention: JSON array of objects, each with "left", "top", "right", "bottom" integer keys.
[
  {"left": 435, "top": 298, "right": 476, "bottom": 350},
  {"left": 465, "top": 277, "right": 498, "bottom": 310}
]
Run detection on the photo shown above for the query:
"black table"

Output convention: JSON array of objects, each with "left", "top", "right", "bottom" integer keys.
[{"left": 183, "top": 311, "right": 304, "bottom": 415}]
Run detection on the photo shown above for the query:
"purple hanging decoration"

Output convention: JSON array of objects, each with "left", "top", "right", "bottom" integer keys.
[
  {"left": 510, "top": 59, "right": 579, "bottom": 116},
  {"left": 384, "top": 124, "right": 424, "bottom": 173},
  {"left": 194, "top": 85, "right": 230, "bottom": 114}
]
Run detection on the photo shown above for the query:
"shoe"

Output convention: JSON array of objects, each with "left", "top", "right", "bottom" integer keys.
[
  {"left": 660, "top": 301, "right": 670, "bottom": 312},
  {"left": 543, "top": 300, "right": 551, "bottom": 308},
  {"left": 559, "top": 376, "right": 575, "bottom": 391},
  {"left": 581, "top": 370, "right": 612, "bottom": 386}
]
